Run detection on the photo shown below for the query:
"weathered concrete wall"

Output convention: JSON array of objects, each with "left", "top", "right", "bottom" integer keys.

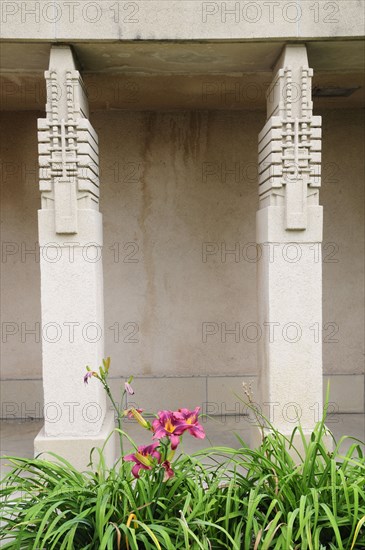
[
  {"left": 100, "top": 110, "right": 258, "bottom": 378},
  {"left": 0, "top": 108, "right": 364, "bottom": 412},
  {"left": 321, "top": 110, "right": 365, "bottom": 376},
  {"left": 1, "top": 111, "right": 41, "bottom": 379}
]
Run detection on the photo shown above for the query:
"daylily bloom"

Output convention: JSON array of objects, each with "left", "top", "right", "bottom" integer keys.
[
  {"left": 124, "top": 381, "right": 134, "bottom": 395},
  {"left": 152, "top": 410, "right": 185, "bottom": 449},
  {"left": 128, "top": 408, "right": 151, "bottom": 429},
  {"left": 124, "top": 442, "right": 161, "bottom": 478},
  {"left": 162, "top": 460, "right": 174, "bottom": 480},
  {"left": 83, "top": 371, "right": 98, "bottom": 385},
  {"left": 174, "top": 407, "right": 206, "bottom": 440},
  {"left": 124, "top": 407, "right": 144, "bottom": 419}
]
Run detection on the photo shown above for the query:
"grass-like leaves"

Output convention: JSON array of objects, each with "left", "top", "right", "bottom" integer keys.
[{"left": 1, "top": 417, "right": 364, "bottom": 549}]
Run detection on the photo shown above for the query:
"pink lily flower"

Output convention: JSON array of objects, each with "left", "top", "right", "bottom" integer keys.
[
  {"left": 174, "top": 407, "right": 206, "bottom": 440},
  {"left": 124, "top": 442, "right": 161, "bottom": 478},
  {"left": 152, "top": 410, "right": 186, "bottom": 450},
  {"left": 124, "top": 408, "right": 144, "bottom": 419},
  {"left": 162, "top": 460, "right": 174, "bottom": 480},
  {"left": 124, "top": 381, "right": 134, "bottom": 395},
  {"left": 83, "top": 371, "right": 97, "bottom": 385}
]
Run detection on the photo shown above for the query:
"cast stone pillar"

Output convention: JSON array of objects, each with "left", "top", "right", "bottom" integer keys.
[
  {"left": 34, "top": 45, "right": 115, "bottom": 468},
  {"left": 254, "top": 45, "right": 328, "bottom": 447}
]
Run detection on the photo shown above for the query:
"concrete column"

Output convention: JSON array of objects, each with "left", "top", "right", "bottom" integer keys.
[
  {"left": 254, "top": 45, "right": 327, "bottom": 446},
  {"left": 34, "top": 46, "right": 115, "bottom": 468}
]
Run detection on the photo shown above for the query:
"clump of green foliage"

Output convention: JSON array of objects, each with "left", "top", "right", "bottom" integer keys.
[{"left": 1, "top": 361, "right": 364, "bottom": 549}]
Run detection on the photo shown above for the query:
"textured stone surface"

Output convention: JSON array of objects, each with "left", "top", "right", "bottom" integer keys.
[{"left": 1, "top": 1, "right": 363, "bottom": 41}]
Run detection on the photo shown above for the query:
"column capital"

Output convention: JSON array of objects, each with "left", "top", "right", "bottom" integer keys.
[
  {"left": 258, "top": 44, "right": 322, "bottom": 242},
  {"left": 38, "top": 45, "right": 99, "bottom": 235}
]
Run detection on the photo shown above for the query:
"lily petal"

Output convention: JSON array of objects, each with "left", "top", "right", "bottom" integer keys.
[
  {"left": 131, "top": 464, "right": 141, "bottom": 478},
  {"left": 170, "top": 434, "right": 180, "bottom": 450}
]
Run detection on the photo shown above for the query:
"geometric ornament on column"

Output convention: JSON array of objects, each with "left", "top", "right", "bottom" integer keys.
[
  {"left": 258, "top": 48, "right": 322, "bottom": 230},
  {"left": 38, "top": 47, "right": 99, "bottom": 233}
]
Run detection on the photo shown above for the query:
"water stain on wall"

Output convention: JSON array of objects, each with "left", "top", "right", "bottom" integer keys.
[{"left": 138, "top": 113, "right": 157, "bottom": 374}]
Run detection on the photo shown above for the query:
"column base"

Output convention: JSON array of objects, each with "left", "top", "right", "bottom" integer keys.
[
  {"left": 250, "top": 424, "right": 333, "bottom": 460},
  {"left": 34, "top": 411, "right": 116, "bottom": 470}
]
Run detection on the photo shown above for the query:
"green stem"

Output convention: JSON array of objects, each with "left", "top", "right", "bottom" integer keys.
[
  {"left": 102, "top": 380, "right": 125, "bottom": 459},
  {"left": 151, "top": 468, "right": 165, "bottom": 517},
  {"left": 151, "top": 439, "right": 170, "bottom": 516}
]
